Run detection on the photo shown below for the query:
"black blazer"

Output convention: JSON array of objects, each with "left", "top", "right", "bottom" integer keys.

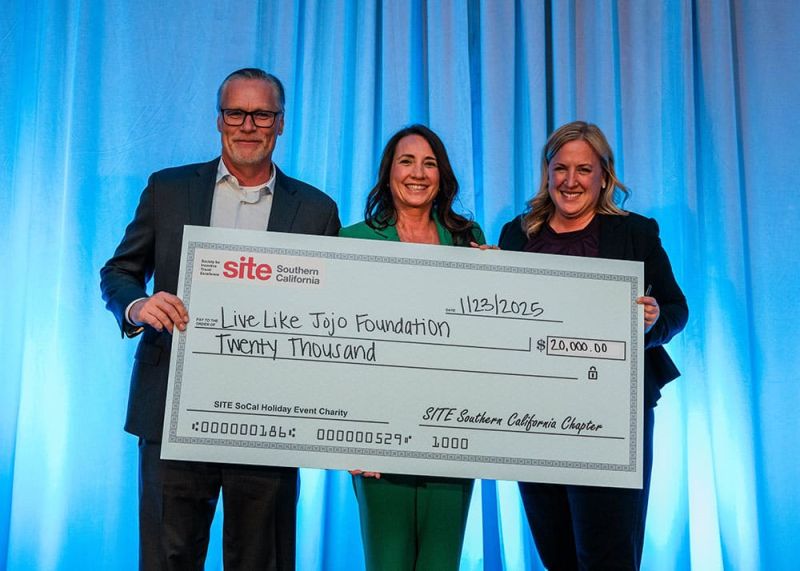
[
  {"left": 499, "top": 212, "right": 688, "bottom": 408},
  {"left": 100, "top": 158, "right": 341, "bottom": 440}
]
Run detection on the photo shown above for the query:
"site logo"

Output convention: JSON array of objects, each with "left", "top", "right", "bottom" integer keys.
[
  {"left": 222, "top": 256, "right": 272, "bottom": 281},
  {"left": 195, "top": 250, "right": 324, "bottom": 287}
]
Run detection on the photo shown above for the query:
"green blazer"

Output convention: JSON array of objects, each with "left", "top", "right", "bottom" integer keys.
[{"left": 339, "top": 217, "right": 486, "bottom": 246}]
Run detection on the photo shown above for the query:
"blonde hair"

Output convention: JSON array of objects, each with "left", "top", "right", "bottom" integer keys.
[{"left": 522, "top": 121, "right": 629, "bottom": 236}]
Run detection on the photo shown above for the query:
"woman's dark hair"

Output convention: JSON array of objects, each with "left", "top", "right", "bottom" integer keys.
[{"left": 364, "top": 124, "right": 477, "bottom": 245}]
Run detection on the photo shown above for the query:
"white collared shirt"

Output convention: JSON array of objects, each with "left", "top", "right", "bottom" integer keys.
[{"left": 210, "top": 159, "right": 276, "bottom": 230}]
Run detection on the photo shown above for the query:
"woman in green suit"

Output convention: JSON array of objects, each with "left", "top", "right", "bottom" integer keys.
[{"left": 340, "top": 125, "right": 485, "bottom": 570}]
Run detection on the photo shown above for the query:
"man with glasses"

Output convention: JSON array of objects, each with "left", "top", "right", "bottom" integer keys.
[{"left": 100, "top": 68, "right": 340, "bottom": 570}]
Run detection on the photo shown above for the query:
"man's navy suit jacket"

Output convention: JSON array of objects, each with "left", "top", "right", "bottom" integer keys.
[{"left": 101, "top": 158, "right": 341, "bottom": 441}]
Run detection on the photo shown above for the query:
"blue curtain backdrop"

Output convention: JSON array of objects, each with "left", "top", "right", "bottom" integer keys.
[{"left": 2, "top": 1, "right": 798, "bottom": 569}]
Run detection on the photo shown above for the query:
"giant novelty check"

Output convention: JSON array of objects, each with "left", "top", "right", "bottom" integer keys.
[{"left": 162, "top": 225, "right": 645, "bottom": 488}]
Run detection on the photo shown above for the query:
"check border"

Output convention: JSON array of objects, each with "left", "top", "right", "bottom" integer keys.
[{"left": 166, "top": 240, "right": 641, "bottom": 475}]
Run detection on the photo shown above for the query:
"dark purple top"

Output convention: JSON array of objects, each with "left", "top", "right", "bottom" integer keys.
[{"left": 523, "top": 215, "right": 600, "bottom": 257}]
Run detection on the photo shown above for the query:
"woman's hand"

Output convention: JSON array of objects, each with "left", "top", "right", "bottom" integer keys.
[
  {"left": 470, "top": 242, "right": 499, "bottom": 250},
  {"left": 349, "top": 469, "right": 382, "bottom": 479},
  {"left": 636, "top": 295, "right": 660, "bottom": 333}
]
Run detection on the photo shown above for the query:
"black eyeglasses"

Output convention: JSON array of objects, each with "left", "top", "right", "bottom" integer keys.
[{"left": 220, "top": 109, "right": 282, "bottom": 128}]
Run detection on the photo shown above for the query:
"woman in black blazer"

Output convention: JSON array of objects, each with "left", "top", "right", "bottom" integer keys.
[{"left": 499, "top": 121, "right": 688, "bottom": 570}]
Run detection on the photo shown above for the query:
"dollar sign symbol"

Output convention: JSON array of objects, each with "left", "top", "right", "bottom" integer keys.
[{"left": 537, "top": 339, "right": 546, "bottom": 351}]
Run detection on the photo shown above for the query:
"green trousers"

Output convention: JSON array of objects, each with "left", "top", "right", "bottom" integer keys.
[{"left": 353, "top": 474, "right": 474, "bottom": 571}]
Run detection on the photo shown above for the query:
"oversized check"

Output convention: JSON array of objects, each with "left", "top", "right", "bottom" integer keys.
[{"left": 162, "top": 225, "right": 644, "bottom": 488}]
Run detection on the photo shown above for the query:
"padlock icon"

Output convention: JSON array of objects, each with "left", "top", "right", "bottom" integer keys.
[{"left": 588, "top": 366, "right": 598, "bottom": 381}]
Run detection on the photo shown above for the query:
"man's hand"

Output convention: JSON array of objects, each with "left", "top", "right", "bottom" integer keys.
[{"left": 130, "top": 292, "right": 189, "bottom": 334}]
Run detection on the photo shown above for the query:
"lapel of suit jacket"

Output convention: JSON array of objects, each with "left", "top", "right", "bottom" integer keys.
[
  {"left": 189, "top": 159, "right": 219, "bottom": 226},
  {"left": 598, "top": 213, "right": 627, "bottom": 260},
  {"left": 267, "top": 166, "right": 301, "bottom": 232}
]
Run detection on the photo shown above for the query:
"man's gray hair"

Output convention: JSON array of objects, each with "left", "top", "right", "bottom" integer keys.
[{"left": 216, "top": 68, "right": 285, "bottom": 111}]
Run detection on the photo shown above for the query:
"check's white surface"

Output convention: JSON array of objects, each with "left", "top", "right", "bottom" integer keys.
[{"left": 162, "top": 225, "right": 644, "bottom": 488}]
